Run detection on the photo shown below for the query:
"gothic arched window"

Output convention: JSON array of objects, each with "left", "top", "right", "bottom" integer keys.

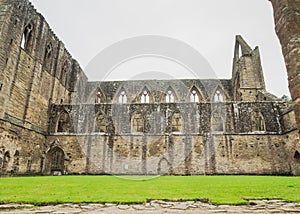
[
  {"left": 213, "top": 87, "right": 225, "bottom": 102},
  {"left": 21, "top": 22, "right": 33, "bottom": 51},
  {"left": 60, "top": 60, "right": 69, "bottom": 85},
  {"left": 252, "top": 112, "right": 266, "bottom": 132},
  {"left": 141, "top": 90, "right": 150, "bottom": 103},
  {"left": 172, "top": 112, "right": 183, "bottom": 132},
  {"left": 131, "top": 113, "right": 144, "bottom": 133},
  {"left": 190, "top": 86, "right": 201, "bottom": 103},
  {"left": 119, "top": 90, "right": 127, "bottom": 104},
  {"left": 56, "top": 111, "right": 73, "bottom": 133},
  {"left": 44, "top": 43, "right": 52, "bottom": 69},
  {"left": 166, "top": 90, "right": 175, "bottom": 103}
]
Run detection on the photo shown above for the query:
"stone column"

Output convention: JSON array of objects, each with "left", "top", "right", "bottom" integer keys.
[{"left": 269, "top": 0, "right": 300, "bottom": 131}]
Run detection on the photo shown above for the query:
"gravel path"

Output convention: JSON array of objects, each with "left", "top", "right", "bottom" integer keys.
[{"left": 0, "top": 200, "right": 300, "bottom": 213}]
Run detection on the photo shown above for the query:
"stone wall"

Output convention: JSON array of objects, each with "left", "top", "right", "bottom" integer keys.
[
  {"left": 46, "top": 133, "right": 299, "bottom": 175},
  {"left": 269, "top": 0, "right": 300, "bottom": 132},
  {"left": 0, "top": 0, "right": 87, "bottom": 175},
  {"left": 0, "top": 0, "right": 299, "bottom": 176},
  {"left": 0, "top": 120, "right": 46, "bottom": 175},
  {"left": 44, "top": 100, "right": 300, "bottom": 175},
  {"left": 0, "top": 0, "right": 87, "bottom": 133}
]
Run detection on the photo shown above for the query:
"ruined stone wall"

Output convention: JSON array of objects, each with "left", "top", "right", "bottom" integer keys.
[
  {"left": 0, "top": 0, "right": 87, "bottom": 132},
  {"left": 0, "top": 120, "right": 47, "bottom": 175},
  {"left": 46, "top": 133, "right": 298, "bottom": 175},
  {"left": 0, "top": 0, "right": 87, "bottom": 175},
  {"left": 269, "top": 0, "right": 300, "bottom": 132},
  {"left": 48, "top": 101, "right": 282, "bottom": 135},
  {"left": 0, "top": 0, "right": 299, "bottom": 176},
  {"left": 43, "top": 100, "right": 300, "bottom": 175}
]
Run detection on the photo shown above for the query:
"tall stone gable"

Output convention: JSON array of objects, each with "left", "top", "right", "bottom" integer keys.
[{"left": 0, "top": 0, "right": 299, "bottom": 176}]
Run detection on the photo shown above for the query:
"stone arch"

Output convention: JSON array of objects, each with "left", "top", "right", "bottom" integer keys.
[
  {"left": 171, "top": 111, "right": 183, "bottom": 133},
  {"left": 45, "top": 146, "right": 65, "bottom": 175},
  {"left": 131, "top": 112, "right": 144, "bottom": 133},
  {"left": 189, "top": 86, "right": 203, "bottom": 103},
  {"left": 212, "top": 85, "right": 226, "bottom": 102},
  {"left": 251, "top": 111, "right": 265, "bottom": 132},
  {"left": 157, "top": 158, "right": 170, "bottom": 175},
  {"left": 21, "top": 22, "right": 34, "bottom": 52},
  {"left": 2, "top": 151, "right": 10, "bottom": 171},
  {"left": 56, "top": 110, "right": 73, "bottom": 133}
]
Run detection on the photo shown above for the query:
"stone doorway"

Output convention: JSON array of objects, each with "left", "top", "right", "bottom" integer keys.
[
  {"left": 158, "top": 158, "right": 170, "bottom": 175},
  {"left": 45, "top": 147, "right": 65, "bottom": 175}
]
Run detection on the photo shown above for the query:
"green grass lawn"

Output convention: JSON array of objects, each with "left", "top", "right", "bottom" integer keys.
[{"left": 0, "top": 176, "right": 299, "bottom": 205}]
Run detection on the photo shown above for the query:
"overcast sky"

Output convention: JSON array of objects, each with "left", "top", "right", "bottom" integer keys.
[{"left": 30, "top": 0, "right": 289, "bottom": 97}]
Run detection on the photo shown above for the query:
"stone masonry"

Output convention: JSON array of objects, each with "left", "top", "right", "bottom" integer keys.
[
  {"left": 269, "top": 0, "right": 300, "bottom": 132},
  {"left": 0, "top": 0, "right": 299, "bottom": 176}
]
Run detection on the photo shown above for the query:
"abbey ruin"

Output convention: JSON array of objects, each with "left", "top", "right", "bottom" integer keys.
[{"left": 0, "top": 0, "right": 299, "bottom": 176}]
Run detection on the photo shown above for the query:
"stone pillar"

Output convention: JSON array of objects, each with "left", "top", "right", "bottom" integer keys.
[{"left": 269, "top": 0, "right": 300, "bottom": 131}]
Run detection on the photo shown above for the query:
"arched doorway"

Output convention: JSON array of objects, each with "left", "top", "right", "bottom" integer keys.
[
  {"left": 45, "top": 147, "right": 65, "bottom": 175},
  {"left": 158, "top": 158, "right": 170, "bottom": 175}
]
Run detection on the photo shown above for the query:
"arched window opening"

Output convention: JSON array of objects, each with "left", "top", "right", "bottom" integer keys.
[
  {"left": 119, "top": 90, "right": 127, "bottom": 104},
  {"left": 94, "top": 113, "right": 106, "bottom": 133},
  {"left": 57, "top": 111, "right": 73, "bottom": 133},
  {"left": 21, "top": 23, "right": 33, "bottom": 51},
  {"left": 60, "top": 61, "right": 69, "bottom": 84},
  {"left": 190, "top": 87, "right": 201, "bottom": 103},
  {"left": 166, "top": 89, "right": 175, "bottom": 103},
  {"left": 213, "top": 87, "right": 225, "bottom": 102},
  {"left": 132, "top": 113, "right": 144, "bottom": 133},
  {"left": 252, "top": 112, "right": 265, "bottom": 132},
  {"left": 2, "top": 151, "right": 10, "bottom": 171},
  {"left": 44, "top": 43, "right": 52, "bottom": 69},
  {"left": 172, "top": 112, "right": 183, "bottom": 132},
  {"left": 141, "top": 90, "right": 150, "bottom": 103}
]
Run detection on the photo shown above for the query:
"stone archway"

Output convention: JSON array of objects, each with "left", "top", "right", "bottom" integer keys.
[
  {"left": 158, "top": 158, "right": 170, "bottom": 175},
  {"left": 45, "top": 147, "right": 65, "bottom": 175}
]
